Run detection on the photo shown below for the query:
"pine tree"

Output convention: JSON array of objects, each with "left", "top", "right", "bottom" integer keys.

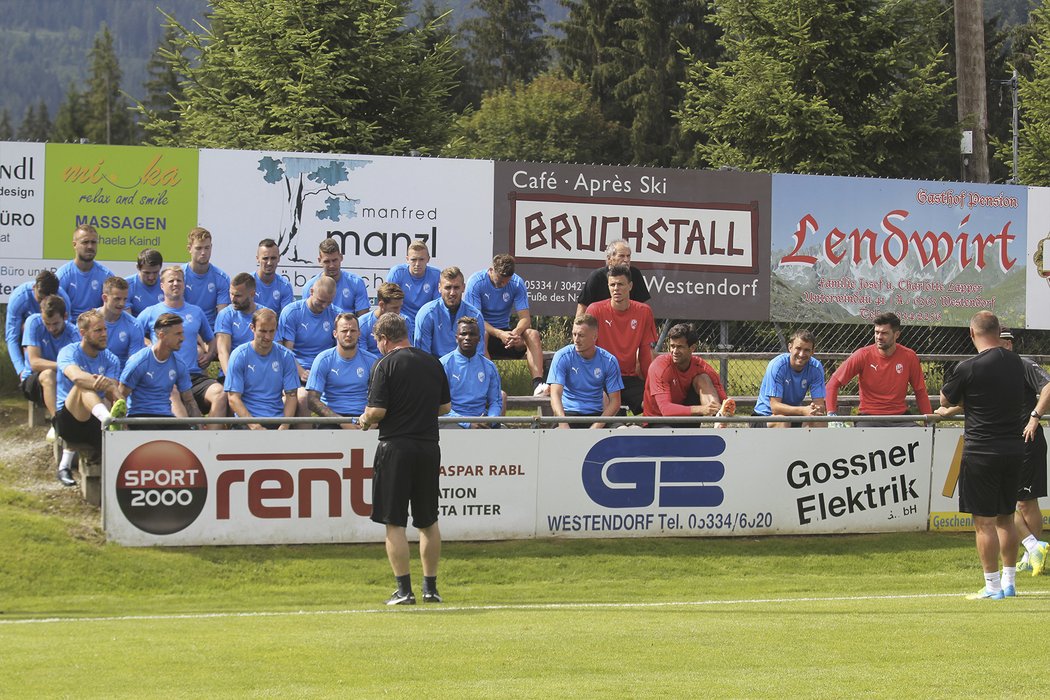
[
  {"left": 461, "top": 0, "right": 549, "bottom": 103},
  {"left": 145, "top": 0, "right": 459, "bottom": 155},
  {"left": 52, "top": 82, "right": 89, "bottom": 143},
  {"left": 1017, "top": 6, "right": 1050, "bottom": 184},
  {"left": 17, "top": 101, "right": 51, "bottom": 142},
  {"left": 0, "top": 109, "right": 13, "bottom": 140},
  {"left": 139, "top": 23, "right": 184, "bottom": 145},
  {"left": 84, "top": 24, "right": 134, "bottom": 145},
  {"left": 557, "top": 0, "right": 718, "bottom": 166},
  {"left": 676, "top": 0, "right": 956, "bottom": 179}
]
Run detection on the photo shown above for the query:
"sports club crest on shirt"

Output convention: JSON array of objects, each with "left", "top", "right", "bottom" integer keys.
[
  {"left": 630, "top": 319, "right": 638, "bottom": 330},
  {"left": 477, "top": 371, "right": 486, "bottom": 382},
  {"left": 323, "top": 322, "right": 331, "bottom": 331},
  {"left": 594, "top": 368, "right": 602, "bottom": 378},
  {"left": 357, "top": 367, "right": 365, "bottom": 378},
  {"left": 91, "top": 279, "right": 100, "bottom": 290},
  {"left": 168, "top": 369, "right": 176, "bottom": 380},
  {"left": 895, "top": 363, "right": 903, "bottom": 374},
  {"left": 272, "top": 290, "right": 280, "bottom": 300},
  {"left": 423, "top": 283, "right": 432, "bottom": 293},
  {"left": 802, "top": 379, "right": 808, "bottom": 388},
  {"left": 271, "top": 361, "right": 280, "bottom": 372},
  {"left": 502, "top": 291, "right": 510, "bottom": 302},
  {"left": 208, "top": 282, "right": 216, "bottom": 292}
]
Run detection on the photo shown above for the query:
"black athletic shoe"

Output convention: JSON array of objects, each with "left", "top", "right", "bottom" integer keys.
[
  {"left": 57, "top": 468, "right": 76, "bottom": 487},
  {"left": 422, "top": 591, "right": 443, "bottom": 603},
  {"left": 386, "top": 590, "right": 416, "bottom": 606}
]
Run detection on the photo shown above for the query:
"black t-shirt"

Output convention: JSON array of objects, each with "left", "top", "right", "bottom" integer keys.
[
  {"left": 942, "top": 347, "right": 1028, "bottom": 455},
  {"left": 1020, "top": 355, "right": 1050, "bottom": 415},
  {"left": 577, "top": 266, "right": 651, "bottom": 307},
  {"left": 367, "top": 346, "right": 450, "bottom": 441}
]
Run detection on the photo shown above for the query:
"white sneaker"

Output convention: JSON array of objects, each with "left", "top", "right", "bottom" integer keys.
[
  {"left": 46, "top": 426, "right": 56, "bottom": 444},
  {"left": 533, "top": 383, "right": 550, "bottom": 397}
]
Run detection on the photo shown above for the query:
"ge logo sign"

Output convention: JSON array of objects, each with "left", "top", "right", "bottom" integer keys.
[{"left": 582, "top": 435, "right": 726, "bottom": 508}]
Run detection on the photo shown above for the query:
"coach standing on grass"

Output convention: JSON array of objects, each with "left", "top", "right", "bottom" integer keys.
[
  {"left": 359, "top": 313, "right": 451, "bottom": 606},
  {"left": 936, "top": 311, "right": 1047, "bottom": 600}
]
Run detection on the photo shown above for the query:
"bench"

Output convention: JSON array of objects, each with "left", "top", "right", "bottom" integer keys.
[{"left": 53, "top": 437, "right": 102, "bottom": 506}]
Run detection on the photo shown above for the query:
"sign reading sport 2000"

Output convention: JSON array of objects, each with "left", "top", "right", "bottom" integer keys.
[
  {"left": 103, "top": 428, "right": 937, "bottom": 546},
  {"left": 4, "top": 140, "right": 1050, "bottom": 327}
]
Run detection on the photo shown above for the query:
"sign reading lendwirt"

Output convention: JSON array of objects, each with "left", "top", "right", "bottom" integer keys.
[
  {"left": 494, "top": 163, "right": 771, "bottom": 320},
  {"left": 771, "top": 174, "right": 1027, "bottom": 326}
]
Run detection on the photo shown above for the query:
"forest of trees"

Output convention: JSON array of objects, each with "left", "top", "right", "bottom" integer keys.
[{"left": 0, "top": 0, "right": 1046, "bottom": 184}]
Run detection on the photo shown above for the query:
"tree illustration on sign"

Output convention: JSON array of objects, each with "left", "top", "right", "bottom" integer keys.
[{"left": 256, "top": 156, "right": 371, "bottom": 263}]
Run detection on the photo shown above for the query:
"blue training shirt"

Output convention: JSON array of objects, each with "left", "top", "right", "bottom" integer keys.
[
  {"left": 124, "top": 274, "right": 164, "bottom": 316},
  {"left": 55, "top": 343, "right": 120, "bottom": 413},
  {"left": 136, "top": 301, "right": 214, "bottom": 375},
  {"left": 253, "top": 272, "right": 294, "bottom": 315},
  {"left": 414, "top": 298, "right": 485, "bottom": 358},
  {"left": 547, "top": 345, "right": 624, "bottom": 415},
  {"left": 440, "top": 348, "right": 503, "bottom": 425},
  {"left": 20, "top": 314, "right": 79, "bottom": 379},
  {"left": 301, "top": 271, "right": 370, "bottom": 315},
  {"left": 224, "top": 342, "right": 300, "bottom": 418},
  {"left": 57, "top": 260, "right": 114, "bottom": 318},
  {"left": 277, "top": 299, "right": 342, "bottom": 371},
  {"left": 464, "top": 270, "right": 530, "bottom": 330},
  {"left": 104, "top": 310, "right": 147, "bottom": 372},
  {"left": 306, "top": 346, "right": 378, "bottom": 415},
  {"left": 5, "top": 281, "right": 72, "bottom": 377},
  {"left": 386, "top": 263, "right": 441, "bottom": 322},
  {"left": 182, "top": 263, "right": 231, "bottom": 327},
  {"left": 215, "top": 306, "right": 256, "bottom": 353},
  {"left": 358, "top": 310, "right": 414, "bottom": 354},
  {"left": 120, "top": 345, "right": 193, "bottom": 416},
  {"left": 753, "top": 353, "right": 827, "bottom": 417}
]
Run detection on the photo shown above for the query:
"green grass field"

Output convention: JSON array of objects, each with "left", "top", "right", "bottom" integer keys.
[{"left": 2, "top": 434, "right": 1048, "bottom": 699}]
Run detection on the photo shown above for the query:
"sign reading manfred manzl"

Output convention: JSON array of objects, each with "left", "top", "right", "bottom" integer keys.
[{"left": 494, "top": 163, "right": 771, "bottom": 320}]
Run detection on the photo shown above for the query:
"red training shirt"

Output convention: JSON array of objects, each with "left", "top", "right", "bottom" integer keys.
[
  {"left": 586, "top": 300, "right": 658, "bottom": 378},
  {"left": 825, "top": 343, "right": 932, "bottom": 415},
  {"left": 643, "top": 353, "right": 727, "bottom": 417}
]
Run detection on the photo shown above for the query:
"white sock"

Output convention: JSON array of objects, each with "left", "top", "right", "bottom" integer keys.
[
  {"left": 59, "top": 449, "right": 75, "bottom": 470},
  {"left": 91, "top": 403, "right": 110, "bottom": 422},
  {"left": 983, "top": 571, "right": 1002, "bottom": 593},
  {"left": 1002, "top": 566, "right": 1017, "bottom": 588},
  {"left": 1022, "top": 535, "right": 1039, "bottom": 555}
]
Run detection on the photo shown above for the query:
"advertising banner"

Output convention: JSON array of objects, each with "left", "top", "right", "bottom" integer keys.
[
  {"left": 1025, "top": 186, "right": 1050, "bottom": 329},
  {"left": 771, "top": 174, "right": 1027, "bottom": 327},
  {"left": 42, "top": 142, "right": 200, "bottom": 270},
  {"left": 493, "top": 162, "right": 772, "bottom": 320},
  {"left": 536, "top": 428, "right": 932, "bottom": 538},
  {"left": 103, "top": 429, "right": 538, "bottom": 546},
  {"left": 927, "top": 427, "right": 972, "bottom": 532},
  {"left": 0, "top": 141, "right": 50, "bottom": 294},
  {"left": 197, "top": 150, "right": 495, "bottom": 301}
]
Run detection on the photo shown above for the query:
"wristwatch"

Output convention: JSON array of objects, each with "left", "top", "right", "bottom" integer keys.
[{"left": 1031, "top": 410, "right": 1041, "bottom": 419}]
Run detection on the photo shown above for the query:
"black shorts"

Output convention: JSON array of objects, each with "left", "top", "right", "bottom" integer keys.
[
  {"left": 618, "top": 375, "right": 645, "bottom": 416},
  {"left": 370, "top": 438, "right": 441, "bottom": 529},
  {"left": 53, "top": 407, "right": 101, "bottom": 451},
  {"left": 487, "top": 332, "right": 527, "bottom": 360},
  {"left": 20, "top": 371, "right": 46, "bottom": 406},
  {"left": 189, "top": 373, "right": 220, "bottom": 412},
  {"left": 1019, "top": 427, "right": 1049, "bottom": 501},
  {"left": 564, "top": 411, "right": 597, "bottom": 429},
  {"left": 959, "top": 450, "right": 1022, "bottom": 517}
]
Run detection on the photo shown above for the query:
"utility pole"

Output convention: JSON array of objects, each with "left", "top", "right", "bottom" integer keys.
[{"left": 955, "top": 0, "right": 989, "bottom": 182}]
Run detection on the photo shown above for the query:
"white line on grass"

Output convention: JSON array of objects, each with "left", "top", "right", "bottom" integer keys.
[{"left": 3, "top": 590, "right": 1048, "bottom": 626}]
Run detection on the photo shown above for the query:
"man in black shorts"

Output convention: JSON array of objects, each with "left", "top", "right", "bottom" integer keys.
[
  {"left": 360, "top": 313, "right": 451, "bottom": 605},
  {"left": 999, "top": 328, "right": 1050, "bottom": 575},
  {"left": 937, "top": 311, "right": 1047, "bottom": 599}
]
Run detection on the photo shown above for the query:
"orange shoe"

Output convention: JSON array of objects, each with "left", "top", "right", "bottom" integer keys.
[{"left": 716, "top": 398, "right": 736, "bottom": 417}]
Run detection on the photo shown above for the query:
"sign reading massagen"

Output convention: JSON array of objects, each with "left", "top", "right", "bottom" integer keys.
[{"left": 42, "top": 143, "right": 199, "bottom": 264}]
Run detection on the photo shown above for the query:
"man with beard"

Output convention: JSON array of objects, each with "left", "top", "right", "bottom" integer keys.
[
  {"left": 118, "top": 313, "right": 200, "bottom": 428},
  {"left": 216, "top": 273, "right": 258, "bottom": 376},
  {"left": 53, "top": 310, "right": 121, "bottom": 486},
  {"left": 414, "top": 267, "right": 485, "bottom": 358},
  {"left": 307, "top": 312, "right": 378, "bottom": 427},
  {"left": 279, "top": 275, "right": 341, "bottom": 424},
  {"left": 643, "top": 323, "right": 728, "bottom": 425},
  {"left": 301, "top": 238, "right": 370, "bottom": 317},
  {"left": 182, "top": 227, "right": 230, "bottom": 327},
  {"left": 125, "top": 248, "right": 164, "bottom": 316},
  {"left": 826, "top": 312, "right": 932, "bottom": 426},
  {"left": 440, "top": 316, "right": 503, "bottom": 428},
  {"left": 21, "top": 294, "right": 79, "bottom": 427},
  {"left": 224, "top": 308, "right": 299, "bottom": 430},
  {"left": 57, "top": 224, "right": 114, "bottom": 319},
  {"left": 5, "top": 270, "right": 71, "bottom": 379},
  {"left": 253, "top": 238, "right": 294, "bottom": 315}
]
